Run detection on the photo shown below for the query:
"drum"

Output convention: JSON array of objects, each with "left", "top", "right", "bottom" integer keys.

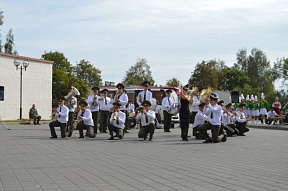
[
  {"left": 168, "top": 106, "right": 179, "bottom": 116},
  {"left": 127, "top": 117, "right": 136, "bottom": 129}
]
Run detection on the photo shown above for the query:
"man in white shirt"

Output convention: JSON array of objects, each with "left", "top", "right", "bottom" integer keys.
[
  {"left": 193, "top": 103, "right": 208, "bottom": 139},
  {"left": 77, "top": 101, "right": 94, "bottom": 138},
  {"left": 87, "top": 86, "right": 100, "bottom": 138},
  {"left": 127, "top": 100, "right": 135, "bottom": 114},
  {"left": 137, "top": 81, "right": 152, "bottom": 107},
  {"left": 235, "top": 104, "right": 251, "bottom": 136},
  {"left": 108, "top": 102, "right": 126, "bottom": 140},
  {"left": 162, "top": 89, "right": 175, "bottom": 132},
  {"left": 221, "top": 103, "right": 239, "bottom": 137},
  {"left": 49, "top": 96, "right": 69, "bottom": 138},
  {"left": 136, "top": 101, "right": 156, "bottom": 141},
  {"left": 66, "top": 87, "right": 77, "bottom": 137},
  {"left": 267, "top": 107, "right": 278, "bottom": 125},
  {"left": 114, "top": 83, "right": 129, "bottom": 133},
  {"left": 97, "top": 89, "right": 113, "bottom": 133},
  {"left": 198, "top": 93, "right": 227, "bottom": 143}
]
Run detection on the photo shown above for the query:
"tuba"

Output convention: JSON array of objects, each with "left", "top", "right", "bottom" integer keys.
[
  {"left": 189, "top": 86, "right": 198, "bottom": 108},
  {"left": 65, "top": 86, "right": 80, "bottom": 108},
  {"left": 199, "top": 87, "right": 213, "bottom": 102},
  {"left": 90, "top": 95, "right": 98, "bottom": 110}
]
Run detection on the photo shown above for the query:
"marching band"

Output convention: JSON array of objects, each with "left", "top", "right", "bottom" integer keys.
[{"left": 49, "top": 82, "right": 280, "bottom": 143}]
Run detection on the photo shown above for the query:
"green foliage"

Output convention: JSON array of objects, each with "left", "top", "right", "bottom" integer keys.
[
  {"left": 41, "top": 51, "right": 72, "bottom": 73},
  {"left": 0, "top": 10, "right": 3, "bottom": 26},
  {"left": 221, "top": 68, "right": 250, "bottom": 91},
  {"left": 4, "top": 29, "right": 17, "bottom": 55},
  {"left": 73, "top": 59, "right": 102, "bottom": 87},
  {"left": 42, "top": 51, "right": 89, "bottom": 99},
  {"left": 122, "top": 58, "right": 155, "bottom": 86},
  {"left": 166, "top": 77, "right": 180, "bottom": 87},
  {"left": 188, "top": 60, "right": 225, "bottom": 90},
  {"left": 273, "top": 57, "right": 288, "bottom": 83}
]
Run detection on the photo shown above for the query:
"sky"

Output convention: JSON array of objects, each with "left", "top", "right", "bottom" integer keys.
[{"left": 1, "top": 0, "right": 288, "bottom": 89}]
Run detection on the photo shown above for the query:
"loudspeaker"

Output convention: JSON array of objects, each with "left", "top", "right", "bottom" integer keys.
[
  {"left": 0, "top": 86, "right": 4, "bottom": 101},
  {"left": 230, "top": 91, "right": 239, "bottom": 103}
]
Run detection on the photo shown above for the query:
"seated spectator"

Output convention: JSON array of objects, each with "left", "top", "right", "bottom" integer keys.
[
  {"left": 267, "top": 107, "right": 278, "bottom": 125},
  {"left": 29, "top": 104, "right": 41, "bottom": 125}
]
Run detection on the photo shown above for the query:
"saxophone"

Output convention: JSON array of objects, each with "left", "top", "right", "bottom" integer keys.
[{"left": 138, "top": 93, "right": 142, "bottom": 103}]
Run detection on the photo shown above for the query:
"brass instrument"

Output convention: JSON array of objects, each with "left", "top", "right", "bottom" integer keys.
[
  {"left": 90, "top": 95, "right": 98, "bottom": 110},
  {"left": 199, "top": 87, "right": 213, "bottom": 102},
  {"left": 138, "top": 93, "right": 142, "bottom": 103},
  {"left": 221, "top": 122, "right": 235, "bottom": 133},
  {"left": 140, "top": 110, "right": 145, "bottom": 114},
  {"left": 65, "top": 86, "right": 80, "bottom": 108},
  {"left": 112, "top": 91, "right": 119, "bottom": 112},
  {"left": 73, "top": 103, "right": 81, "bottom": 130},
  {"left": 113, "top": 112, "right": 119, "bottom": 121},
  {"left": 189, "top": 86, "right": 198, "bottom": 108}
]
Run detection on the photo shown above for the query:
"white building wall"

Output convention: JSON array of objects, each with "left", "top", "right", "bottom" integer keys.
[{"left": 0, "top": 53, "right": 53, "bottom": 120}]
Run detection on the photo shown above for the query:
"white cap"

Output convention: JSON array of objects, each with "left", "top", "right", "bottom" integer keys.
[
  {"left": 254, "top": 95, "right": 258, "bottom": 102},
  {"left": 251, "top": 95, "right": 254, "bottom": 101},
  {"left": 246, "top": 95, "right": 250, "bottom": 101},
  {"left": 261, "top": 92, "right": 265, "bottom": 99},
  {"left": 241, "top": 94, "right": 244, "bottom": 100}
]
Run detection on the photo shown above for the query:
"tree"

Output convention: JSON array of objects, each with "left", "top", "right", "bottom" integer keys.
[
  {"left": 4, "top": 29, "right": 18, "bottom": 55},
  {"left": 188, "top": 60, "right": 225, "bottom": 90},
  {"left": 273, "top": 57, "right": 288, "bottom": 83},
  {"left": 73, "top": 59, "right": 102, "bottom": 87},
  {"left": 221, "top": 68, "right": 250, "bottom": 91},
  {"left": 122, "top": 58, "right": 155, "bottom": 86},
  {"left": 166, "top": 77, "right": 180, "bottom": 87},
  {"left": 41, "top": 51, "right": 72, "bottom": 73},
  {"left": 233, "top": 48, "right": 274, "bottom": 97},
  {"left": 41, "top": 51, "right": 89, "bottom": 99}
]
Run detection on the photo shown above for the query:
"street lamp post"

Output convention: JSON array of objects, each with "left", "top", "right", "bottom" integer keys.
[{"left": 14, "top": 59, "right": 29, "bottom": 120}]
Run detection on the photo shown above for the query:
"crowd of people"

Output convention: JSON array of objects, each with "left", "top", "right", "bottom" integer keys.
[{"left": 30, "top": 81, "right": 282, "bottom": 143}]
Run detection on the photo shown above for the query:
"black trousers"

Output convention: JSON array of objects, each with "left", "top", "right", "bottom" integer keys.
[
  {"left": 99, "top": 110, "right": 110, "bottom": 132},
  {"left": 92, "top": 111, "right": 99, "bottom": 135},
  {"left": 78, "top": 122, "right": 93, "bottom": 138},
  {"left": 163, "top": 110, "right": 172, "bottom": 131},
  {"left": 235, "top": 122, "right": 249, "bottom": 134},
  {"left": 67, "top": 111, "right": 74, "bottom": 132},
  {"left": 49, "top": 121, "right": 67, "bottom": 138},
  {"left": 138, "top": 123, "right": 155, "bottom": 140}
]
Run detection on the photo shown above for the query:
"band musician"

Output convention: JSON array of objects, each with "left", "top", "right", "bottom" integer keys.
[
  {"left": 108, "top": 102, "right": 126, "bottom": 140},
  {"left": 162, "top": 89, "right": 175, "bottom": 132},
  {"left": 87, "top": 86, "right": 100, "bottom": 138},
  {"left": 136, "top": 101, "right": 156, "bottom": 141},
  {"left": 137, "top": 81, "right": 152, "bottom": 107},
  {"left": 77, "top": 101, "right": 94, "bottom": 138},
  {"left": 49, "top": 97, "right": 69, "bottom": 138}
]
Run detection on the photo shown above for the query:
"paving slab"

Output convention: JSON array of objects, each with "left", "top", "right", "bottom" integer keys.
[{"left": 0, "top": 122, "right": 288, "bottom": 191}]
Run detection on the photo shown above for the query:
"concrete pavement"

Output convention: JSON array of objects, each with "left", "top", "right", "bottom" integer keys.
[{"left": 0, "top": 122, "right": 288, "bottom": 191}]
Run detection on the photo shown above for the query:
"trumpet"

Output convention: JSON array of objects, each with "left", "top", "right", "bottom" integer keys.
[
  {"left": 113, "top": 112, "right": 119, "bottom": 120},
  {"left": 140, "top": 110, "right": 145, "bottom": 114}
]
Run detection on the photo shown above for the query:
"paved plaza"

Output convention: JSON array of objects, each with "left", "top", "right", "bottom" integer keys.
[{"left": 0, "top": 122, "right": 288, "bottom": 191}]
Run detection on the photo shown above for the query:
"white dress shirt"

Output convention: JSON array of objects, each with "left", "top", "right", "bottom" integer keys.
[
  {"left": 267, "top": 111, "right": 278, "bottom": 119},
  {"left": 204, "top": 103, "right": 222, "bottom": 125},
  {"left": 235, "top": 111, "right": 247, "bottom": 123},
  {"left": 137, "top": 90, "right": 152, "bottom": 106},
  {"left": 222, "top": 112, "right": 234, "bottom": 125},
  {"left": 116, "top": 93, "right": 128, "bottom": 111},
  {"left": 87, "top": 95, "right": 99, "bottom": 112},
  {"left": 136, "top": 110, "right": 155, "bottom": 126},
  {"left": 193, "top": 110, "right": 209, "bottom": 128},
  {"left": 162, "top": 97, "right": 175, "bottom": 111},
  {"left": 127, "top": 104, "right": 135, "bottom": 113},
  {"left": 109, "top": 111, "right": 126, "bottom": 129},
  {"left": 190, "top": 96, "right": 200, "bottom": 113},
  {"left": 79, "top": 109, "right": 94, "bottom": 126},
  {"left": 97, "top": 96, "right": 113, "bottom": 111},
  {"left": 55, "top": 105, "right": 69, "bottom": 123}
]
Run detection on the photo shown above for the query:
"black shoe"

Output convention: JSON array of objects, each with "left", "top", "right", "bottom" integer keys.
[
  {"left": 203, "top": 139, "right": 212, "bottom": 143},
  {"left": 108, "top": 136, "right": 114, "bottom": 140},
  {"left": 164, "top": 130, "right": 171, "bottom": 132},
  {"left": 68, "top": 132, "right": 72, "bottom": 137},
  {"left": 49, "top": 136, "right": 57, "bottom": 139},
  {"left": 149, "top": 138, "right": 152, "bottom": 141},
  {"left": 238, "top": 133, "right": 245, "bottom": 136},
  {"left": 222, "top": 134, "right": 227, "bottom": 142},
  {"left": 125, "top": 130, "right": 129, "bottom": 133},
  {"left": 144, "top": 137, "right": 147, "bottom": 141},
  {"left": 90, "top": 135, "right": 96, "bottom": 138},
  {"left": 37, "top": 123, "right": 41, "bottom": 125},
  {"left": 79, "top": 136, "right": 84, "bottom": 138}
]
